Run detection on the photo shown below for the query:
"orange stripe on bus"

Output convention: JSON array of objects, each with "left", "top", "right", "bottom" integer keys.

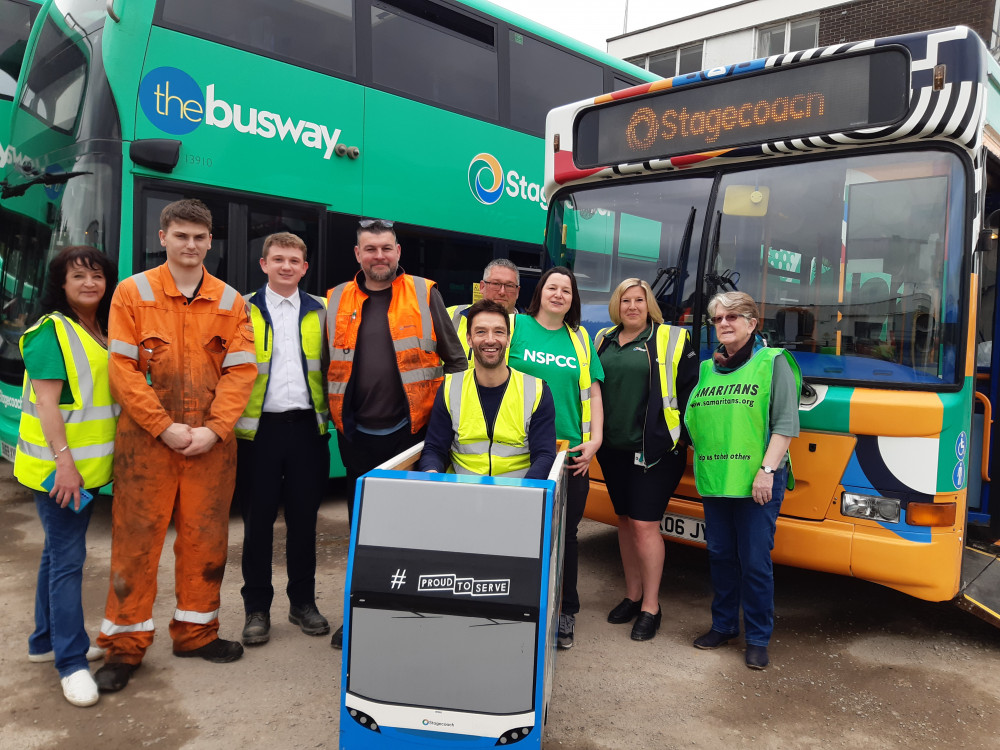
[{"left": 849, "top": 389, "right": 943, "bottom": 436}]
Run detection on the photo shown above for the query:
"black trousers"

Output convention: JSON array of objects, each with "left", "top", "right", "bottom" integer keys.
[
  {"left": 237, "top": 410, "right": 330, "bottom": 614},
  {"left": 337, "top": 423, "right": 425, "bottom": 523}
]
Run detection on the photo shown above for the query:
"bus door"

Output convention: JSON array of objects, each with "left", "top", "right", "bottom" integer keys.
[{"left": 960, "top": 204, "right": 1000, "bottom": 626}]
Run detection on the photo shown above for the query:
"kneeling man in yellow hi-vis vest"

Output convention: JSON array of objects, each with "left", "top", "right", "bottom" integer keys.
[{"left": 419, "top": 299, "right": 556, "bottom": 479}]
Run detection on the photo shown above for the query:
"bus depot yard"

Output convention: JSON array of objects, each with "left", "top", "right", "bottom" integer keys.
[{"left": 2, "top": 464, "right": 1000, "bottom": 750}]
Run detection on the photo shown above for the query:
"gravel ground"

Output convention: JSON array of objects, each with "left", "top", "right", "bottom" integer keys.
[{"left": 2, "top": 461, "right": 1000, "bottom": 750}]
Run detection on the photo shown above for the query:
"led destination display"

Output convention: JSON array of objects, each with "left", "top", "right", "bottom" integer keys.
[{"left": 573, "top": 48, "right": 909, "bottom": 167}]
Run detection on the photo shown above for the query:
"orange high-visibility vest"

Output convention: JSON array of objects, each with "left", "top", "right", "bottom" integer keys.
[{"left": 326, "top": 273, "right": 443, "bottom": 434}]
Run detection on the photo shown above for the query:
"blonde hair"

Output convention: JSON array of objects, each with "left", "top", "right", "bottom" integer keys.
[
  {"left": 262, "top": 232, "right": 308, "bottom": 261},
  {"left": 608, "top": 278, "right": 663, "bottom": 326},
  {"left": 707, "top": 291, "right": 759, "bottom": 323}
]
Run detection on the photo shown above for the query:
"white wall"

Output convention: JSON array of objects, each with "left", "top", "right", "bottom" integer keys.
[{"left": 608, "top": 0, "right": 850, "bottom": 59}]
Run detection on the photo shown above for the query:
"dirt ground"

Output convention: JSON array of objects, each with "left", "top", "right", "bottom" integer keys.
[{"left": 3, "top": 461, "right": 1000, "bottom": 750}]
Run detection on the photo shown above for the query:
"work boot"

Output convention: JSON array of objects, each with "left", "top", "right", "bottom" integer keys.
[
  {"left": 94, "top": 662, "right": 139, "bottom": 693},
  {"left": 173, "top": 638, "right": 244, "bottom": 663},
  {"left": 289, "top": 603, "right": 330, "bottom": 636},
  {"left": 242, "top": 612, "right": 270, "bottom": 645},
  {"left": 331, "top": 625, "right": 343, "bottom": 650}
]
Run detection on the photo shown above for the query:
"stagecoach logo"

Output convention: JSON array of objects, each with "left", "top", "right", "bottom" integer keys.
[
  {"left": 417, "top": 572, "right": 511, "bottom": 597},
  {"left": 468, "top": 152, "right": 547, "bottom": 211},
  {"left": 138, "top": 66, "right": 343, "bottom": 159}
]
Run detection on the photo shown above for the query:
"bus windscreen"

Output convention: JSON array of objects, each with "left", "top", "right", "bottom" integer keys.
[{"left": 574, "top": 48, "right": 909, "bottom": 167}]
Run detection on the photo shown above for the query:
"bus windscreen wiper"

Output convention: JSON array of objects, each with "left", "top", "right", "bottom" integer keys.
[{"left": 1, "top": 170, "right": 91, "bottom": 199}]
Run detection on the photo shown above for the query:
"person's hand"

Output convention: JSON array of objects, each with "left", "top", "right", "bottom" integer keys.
[
  {"left": 568, "top": 439, "right": 600, "bottom": 476},
  {"left": 51, "top": 459, "right": 85, "bottom": 510},
  {"left": 751, "top": 468, "right": 773, "bottom": 505},
  {"left": 181, "top": 426, "right": 220, "bottom": 456},
  {"left": 160, "top": 423, "right": 193, "bottom": 452}
]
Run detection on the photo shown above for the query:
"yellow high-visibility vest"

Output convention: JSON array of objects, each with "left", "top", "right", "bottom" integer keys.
[{"left": 15, "top": 313, "right": 119, "bottom": 491}]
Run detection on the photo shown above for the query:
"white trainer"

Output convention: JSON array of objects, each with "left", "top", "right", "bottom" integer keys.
[
  {"left": 60, "top": 669, "right": 99, "bottom": 707},
  {"left": 29, "top": 646, "right": 105, "bottom": 663}
]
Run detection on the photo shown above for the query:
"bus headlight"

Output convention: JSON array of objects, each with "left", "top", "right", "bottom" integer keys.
[{"left": 841, "top": 492, "right": 900, "bottom": 523}]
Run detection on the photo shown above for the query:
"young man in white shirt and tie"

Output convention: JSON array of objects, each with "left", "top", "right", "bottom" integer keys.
[{"left": 235, "top": 232, "right": 331, "bottom": 646}]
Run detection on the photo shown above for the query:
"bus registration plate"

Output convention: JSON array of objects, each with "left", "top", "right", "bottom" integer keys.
[{"left": 660, "top": 512, "right": 706, "bottom": 544}]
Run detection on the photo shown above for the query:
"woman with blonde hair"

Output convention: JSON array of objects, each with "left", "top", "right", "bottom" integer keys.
[
  {"left": 595, "top": 279, "right": 697, "bottom": 641},
  {"left": 684, "top": 291, "right": 799, "bottom": 669}
]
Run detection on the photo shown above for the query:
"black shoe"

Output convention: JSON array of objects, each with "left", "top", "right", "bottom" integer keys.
[
  {"left": 630, "top": 607, "right": 662, "bottom": 641},
  {"left": 607, "top": 597, "right": 642, "bottom": 624},
  {"left": 242, "top": 611, "right": 270, "bottom": 645},
  {"left": 173, "top": 638, "right": 244, "bottom": 663},
  {"left": 94, "top": 662, "right": 138, "bottom": 693},
  {"left": 331, "top": 624, "right": 343, "bottom": 650},
  {"left": 745, "top": 644, "right": 769, "bottom": 670},
  {"left": 289, "top": 603, "right": 330, "bottom": 636},
  {"left": 693, "top": 629, "right": 739, "bottom": 650},
  {"left": 557, "top": 613, "right": 575, "bottom": 649}
]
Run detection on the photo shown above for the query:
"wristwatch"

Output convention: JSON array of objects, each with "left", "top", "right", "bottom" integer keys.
[{"left": 761, "top": 465, "right": 775, "bottom": 474}]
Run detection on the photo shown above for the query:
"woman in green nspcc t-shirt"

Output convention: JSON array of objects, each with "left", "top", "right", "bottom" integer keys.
[{"left": 508, "top": 266, "right": 604, "bottom": 651}]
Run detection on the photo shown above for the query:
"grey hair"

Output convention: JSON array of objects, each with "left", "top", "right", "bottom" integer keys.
[
  {"left": 707, "top": 291, "right": 759, "bottom": 320},
  {"left": 482, "top": 258, "right": 520, "bottom": 284}
]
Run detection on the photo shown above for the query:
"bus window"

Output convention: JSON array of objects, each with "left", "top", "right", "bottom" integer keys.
[
  {"left": 708, "top": 150, "right": 965, "bottom": 386},
  {"left": 0, "top": 0, "right": 37, "bottom": 101},
  {"left": 159, "top": 0, "right": 355, "bottom": 77},
  {"left": 547, "top": 179, "right": 712, "bottom": 325},
  {"left": 371, "top": 1, "right": 498, "bottom": 120},
  {"left": 508, "top": 32, "right": 603, "bottom": 135},
  {"left": 18, "top": 13, "right": 88, "bottom": 133}
]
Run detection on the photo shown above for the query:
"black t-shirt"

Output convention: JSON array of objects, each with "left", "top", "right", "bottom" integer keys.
[{"left": 349, "top": 287, "right": 409, "bottom": 430}]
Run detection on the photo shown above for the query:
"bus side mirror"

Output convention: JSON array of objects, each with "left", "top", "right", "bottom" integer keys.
[{"left": 978, "top": 209, "right": 1000, "bottom": 253}]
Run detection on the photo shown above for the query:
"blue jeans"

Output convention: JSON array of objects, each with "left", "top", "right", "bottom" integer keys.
[
  {"left": 701, "top": 467, "right": 787, "bottom": 647},
  {"left": 28, "top": 489, "right": 94, "bottom": 677}
]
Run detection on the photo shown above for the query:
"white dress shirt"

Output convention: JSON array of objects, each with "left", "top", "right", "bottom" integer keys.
[{"left": 261, "top": 284, "right": 312, "bottom": 413}]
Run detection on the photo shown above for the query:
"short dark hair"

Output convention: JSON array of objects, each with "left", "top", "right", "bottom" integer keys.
[
  {"left": 466, "top": 299, "right": 510, "bottom": 336},
  {"left": 40, "top": 246, "right": 119, "bottom": 330},
  {"left": 262, "top": 232, "right": 307, "bottom": 261},
  {"left": 160, "top": 199, "right": 212, "bottom": 233},
  {"left": 356, "top": 219, "right": 397, "bottom": 243},
  {"left": 526, "top": 266, "right": 581, "bottom": 329}
]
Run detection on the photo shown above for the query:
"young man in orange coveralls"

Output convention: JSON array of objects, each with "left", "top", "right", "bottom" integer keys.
[{"left": 94, "top": 200, "right": 257, "bottom": 693}]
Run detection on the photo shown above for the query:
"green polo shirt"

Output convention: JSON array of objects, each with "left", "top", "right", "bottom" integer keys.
[
  {"left": 21, "top": 318, "right": 73, "bottom": 404},
  {"left": 598, "top": 325, "right": 652, "bottom": 451}
]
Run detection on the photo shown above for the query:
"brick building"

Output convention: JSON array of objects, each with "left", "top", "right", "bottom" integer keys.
[{"left": 608, "top": 0, "right": 999, "bottom": 75}]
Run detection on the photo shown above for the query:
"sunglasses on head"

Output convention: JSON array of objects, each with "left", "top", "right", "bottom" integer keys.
[
  {"left": 710, "top": 312, "right": 745, "bottom": 325},
  {"left": 358, "top": 219, "right": 394, "bottom": 229}
]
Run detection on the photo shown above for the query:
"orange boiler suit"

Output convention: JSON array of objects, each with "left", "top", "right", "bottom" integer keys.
[{"left": 97, "top": 264, "right": 256, "bottom": 663}]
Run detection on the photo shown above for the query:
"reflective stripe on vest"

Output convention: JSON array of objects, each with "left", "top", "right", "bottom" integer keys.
[
  {"left": 14, "top": 313, "right": 119, "bottom": 492},
  {"left": 567, "top": 324, "right": 593, "bottom": 444},
  {"left": 326, "top": 274, "right": 443, "bottom": 434},
  {"left": 236, "top": 298, "right": 329, "bottom": 440},
  {"left": 656, "top": 324, "right": 689, "bottom": 447},
  {"left": 444, "top": 368, "right": 542, "bottom": 477}
]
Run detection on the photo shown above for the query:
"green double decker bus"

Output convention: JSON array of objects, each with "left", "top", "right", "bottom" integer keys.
[{"left": 0, "top": 0, "right": 655, "bottom": 462}]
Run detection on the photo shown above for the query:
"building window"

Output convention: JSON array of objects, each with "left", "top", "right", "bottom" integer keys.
[
  {"left": 630, "top": 42, "right": 703, "bottom": 78},
  {"left": 757, "top": 17, "right": 818, "bottom": 57}
]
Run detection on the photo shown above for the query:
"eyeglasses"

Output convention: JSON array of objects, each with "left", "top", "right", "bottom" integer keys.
[
  {"left": 710, "top": 313, "right": 745, "bottom": 325},
  {"left": 358, "top": 219, "right": 394, "bottom": 229},
  {"left": 482, "top": 280, "right": 520, "bottom": 292}
]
